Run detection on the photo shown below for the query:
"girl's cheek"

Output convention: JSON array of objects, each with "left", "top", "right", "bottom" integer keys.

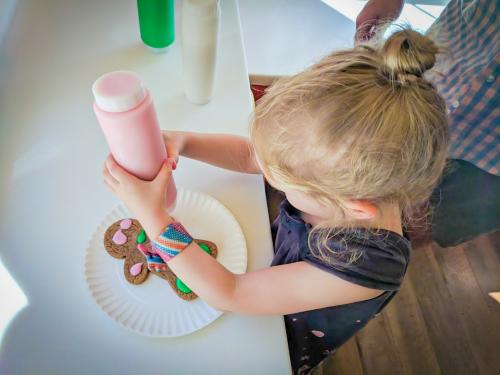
[{"left": 285, "top": 192, "right": 324, "bottom": 217}]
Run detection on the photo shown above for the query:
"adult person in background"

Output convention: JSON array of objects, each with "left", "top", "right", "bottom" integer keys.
[{"left": 356, "top": 0, "right": 499, "bottom": 246}]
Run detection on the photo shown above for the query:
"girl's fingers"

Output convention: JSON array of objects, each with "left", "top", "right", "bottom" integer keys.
[
  {"left": 154, "top": 160, "right": 173, "bottom": 186},
  {"left": 103, "top": 165, "right": 119, "bottom": 189},
  {"left": 103, "top": 177, "right": 116, "bottom": 192},
  {"left": 165, "top": 142, "right": 179, "bottom": 169},
  {"left": 105, "top": 155, "right": 134, "bottom": 182}
]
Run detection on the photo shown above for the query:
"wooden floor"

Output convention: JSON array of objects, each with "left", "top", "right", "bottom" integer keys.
[
  {"left": 264, "top": 184, "right": 500, "bottom": 375},
  {"left": 315, "top": 230, "right": 500, "bottom": 375}
]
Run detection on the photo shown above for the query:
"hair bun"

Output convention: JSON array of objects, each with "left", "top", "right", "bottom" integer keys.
[{"left": 381, "top": 29, "right": 438, "bottom": 81}]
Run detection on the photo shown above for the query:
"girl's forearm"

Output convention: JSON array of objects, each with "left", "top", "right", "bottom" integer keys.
[
  {"left": 167, "top": 242, "right": 237, "bottom": 311},
  {"left": 142, "top": 211, "right": 237, "bottom": 311},
  {"left": 179, "top": 132, "right": 262, "bottom": 174}
]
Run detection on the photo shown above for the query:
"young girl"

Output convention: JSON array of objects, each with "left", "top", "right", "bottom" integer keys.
[{"left": 103, "top": 29, "right": 449, "bottom": 374}]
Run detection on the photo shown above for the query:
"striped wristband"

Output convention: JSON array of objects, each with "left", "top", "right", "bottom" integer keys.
[{"left": 151, "top": 222, "right": 193, "bottom": 262}]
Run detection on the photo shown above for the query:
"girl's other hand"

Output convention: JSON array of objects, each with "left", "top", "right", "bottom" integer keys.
[
  {"left": 102, "top": 155, "right": 174, "bottom": 238},
  {"left": 162, "top": 131, "right": 189, "bottom": 168},
  {"left": 355, "top": 0, "right": 404, "bottom": 41}
]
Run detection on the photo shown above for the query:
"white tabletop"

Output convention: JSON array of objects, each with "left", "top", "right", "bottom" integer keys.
[
  {"left": 0, "top": 0, "right": 291, "bottom": 374},
  {"left": 238, "top": 0, "right": 444, "bottom": 79},
  {"left": 239, "top": 0, "right": 356, "bottom": 78}
]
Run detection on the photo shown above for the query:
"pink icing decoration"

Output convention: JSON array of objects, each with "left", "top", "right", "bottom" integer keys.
[
  {"left": 120, "top": 219, "right": 132, "bottom": 229},
  {"left": 129, "top": 262, "right": 143, "bottom": 276},
  {"left": 311, "top": 330, "right": 325, "bottom": 338},
  {"left": 137, "top": 244, "right": 150, "bottom": 255},
  {"left": 112, "top": 230, "right": 127, "bottom": 245}
]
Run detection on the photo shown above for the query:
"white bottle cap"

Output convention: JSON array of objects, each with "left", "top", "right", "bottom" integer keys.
[{"left": 92, "top": 70, "right": 145, "bottom": 112}]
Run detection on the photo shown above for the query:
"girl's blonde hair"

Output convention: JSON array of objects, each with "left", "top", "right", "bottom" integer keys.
[{"left": 250, "top": 29, "right": 449, "bottom": 262}]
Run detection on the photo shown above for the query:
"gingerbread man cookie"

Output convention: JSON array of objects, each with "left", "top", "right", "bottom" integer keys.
[{"left": 103, "top": 218, "right": 217, "bottom": 301}]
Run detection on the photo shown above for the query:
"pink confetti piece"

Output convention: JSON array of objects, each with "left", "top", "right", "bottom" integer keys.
[
  {"left": 120, "top": 218, "right": 132, "bottom": 229},
  {"left": 129, "top": 262, "right": 143, "bottom": 276},
  {"left": 112, "top": 230, "right": 127, "bottom": 245}
]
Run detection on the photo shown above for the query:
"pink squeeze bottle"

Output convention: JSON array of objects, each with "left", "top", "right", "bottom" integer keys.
[{"left": 92, "top": 70, "right": 176, "bottom": 211}]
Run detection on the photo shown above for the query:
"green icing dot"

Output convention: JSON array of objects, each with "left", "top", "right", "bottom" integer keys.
[
  {"left": 176, "top": 278, "right": 192, "bottom": 294},
  {"left": 198, "top": 243, "right": 212, "bottom": 255},
  {"left": 136, "top": 229, "right": 146, "bottom": 244}
]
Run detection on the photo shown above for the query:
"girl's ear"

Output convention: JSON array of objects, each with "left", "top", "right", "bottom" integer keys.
[{"left": 344, "top": 200, "right": 378, "bottom": 220}]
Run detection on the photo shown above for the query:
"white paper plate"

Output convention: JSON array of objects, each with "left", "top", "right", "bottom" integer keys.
[{"left": 84, "top": 189, "right": 247, "bottom": 337}]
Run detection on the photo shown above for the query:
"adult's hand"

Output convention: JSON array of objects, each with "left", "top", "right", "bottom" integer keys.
[{"left": 355, "top": 0, "right": 404, "bottom": 41}]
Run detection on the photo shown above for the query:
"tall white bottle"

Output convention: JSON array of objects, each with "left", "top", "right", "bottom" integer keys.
[{"left": 182, "top": 0, "right": 220, "bottom": 104}]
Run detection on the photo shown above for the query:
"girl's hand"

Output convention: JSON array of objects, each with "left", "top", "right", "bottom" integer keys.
[
  {"left": 102, "top": 155, "right": 174, "bottom": 238},
  {"left": 162, "top": 131, "right": 189, "bottom": 167},
  {"left": 355, "top": 0, "right": 404, "bottom": 41}
]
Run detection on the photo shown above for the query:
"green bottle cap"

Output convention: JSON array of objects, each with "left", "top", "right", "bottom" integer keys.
[{"left": 137, "top": 0, "right": 175, "bottom": 50}]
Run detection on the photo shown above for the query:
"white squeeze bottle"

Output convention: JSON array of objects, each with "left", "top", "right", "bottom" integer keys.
[{"left": 182, "top": 0, "right": 220, "bottom": 104}]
